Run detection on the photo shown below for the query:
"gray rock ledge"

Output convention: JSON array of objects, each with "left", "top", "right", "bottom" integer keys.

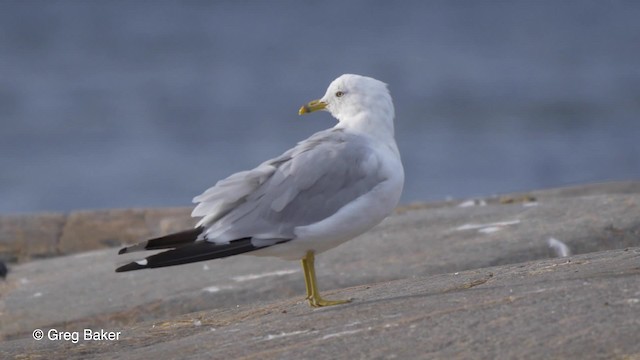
[{"left": 1, "top": 181, "right": 639, "bottom": 359}]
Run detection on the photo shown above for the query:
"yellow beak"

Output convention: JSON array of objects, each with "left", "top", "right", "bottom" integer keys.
[{"left": 298, "top": 99, "right": 327, "bottom": 115}]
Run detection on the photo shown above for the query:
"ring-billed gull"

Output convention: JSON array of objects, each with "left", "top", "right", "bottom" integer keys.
[{"left": 116, "top": 74, "right": 404, "bottom": 307}]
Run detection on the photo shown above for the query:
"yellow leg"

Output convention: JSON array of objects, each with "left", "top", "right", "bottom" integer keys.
[
  {"left": 301, "top": 253, "right": 313, "bottom": 299},
  {"left": 300, "top": 251, "right": 351, "bottom": 307}
]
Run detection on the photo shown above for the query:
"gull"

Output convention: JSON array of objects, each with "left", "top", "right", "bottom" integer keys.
[{"left": 116, "top": 74, "right": 404, "bottom": 307}]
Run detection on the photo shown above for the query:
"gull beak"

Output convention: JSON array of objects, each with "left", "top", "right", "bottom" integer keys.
[{"left": 299, "top": 99, "right": 327, "bottom": 115}]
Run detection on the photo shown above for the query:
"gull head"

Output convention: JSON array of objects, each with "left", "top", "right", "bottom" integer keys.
[{"left": 299, "top": 74, "right": 395, "bottom": 133}]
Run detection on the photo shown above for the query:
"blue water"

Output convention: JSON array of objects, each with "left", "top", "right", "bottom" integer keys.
[{"left": 1, "top": 1, "right": 639, "bottom": 213}]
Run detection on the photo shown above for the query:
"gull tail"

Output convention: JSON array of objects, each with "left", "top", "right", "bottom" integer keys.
[
  {"left": 118, "top": 227, "right": 205, "bottom": 254},
  {"left": 115, "top": 237, "right": 257, "bottom": 272}
]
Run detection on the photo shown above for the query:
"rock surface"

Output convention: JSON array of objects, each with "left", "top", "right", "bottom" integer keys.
[
  {"left": 0, "top": 208, "right": 195, "bottom": 263},
  {"left": 1, "top": 181, "right": 640, "bottom": 359}
]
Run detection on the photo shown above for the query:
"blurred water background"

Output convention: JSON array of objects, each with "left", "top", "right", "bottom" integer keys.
[{"left": 1, "top": 0, "right": 639, "bottom": 213}]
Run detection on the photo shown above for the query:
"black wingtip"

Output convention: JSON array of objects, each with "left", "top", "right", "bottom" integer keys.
[
  {"left": 117, "top": 226, "right": 206, "bottom": 255},
  {"left": 115, "top": 261, "right": 147, "bottom": 272},
  {"left": 115, "top": 238, "right": 291, "bottom": 273}
]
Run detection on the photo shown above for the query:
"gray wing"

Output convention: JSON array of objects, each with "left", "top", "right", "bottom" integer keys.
[{"left": 196, "top": 128, "right": 385, "bottom": 242}]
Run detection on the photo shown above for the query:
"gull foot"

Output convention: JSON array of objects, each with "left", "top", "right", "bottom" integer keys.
[{"left": 308, "top": 297, "right": 351, "bottom": 307}]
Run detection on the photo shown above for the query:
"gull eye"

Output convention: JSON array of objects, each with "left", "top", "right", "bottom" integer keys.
[{"left": 335, "top": 91, "right": 344, "bottom": 98}]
